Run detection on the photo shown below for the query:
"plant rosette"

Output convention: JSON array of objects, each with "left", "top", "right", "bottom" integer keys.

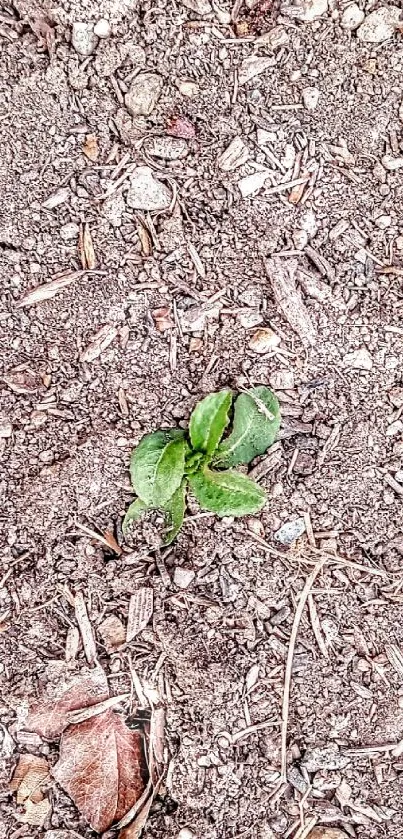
[{"left": 123, "top": 386, "right": 280, "bottom": 545}]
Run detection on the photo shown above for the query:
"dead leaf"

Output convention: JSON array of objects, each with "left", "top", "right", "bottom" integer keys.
[
  {"left": 152, "top": 307, "right": 174, "bottom": 332},
  {"left": 53, "top": 711, "right": 146, "bottom": 832},
  {"left": 78, "top": 223, "right": 96, "bottom": 270},
  {"left": 127, "top": 589, "right": 154, "bottom": 642},
  {"left": 79, "top": 324, "right": 118, "bottom": 363},
  {"left": 119, "top": 789, "right": 155, "bottom": 839},
  {"left": 17, "top": 271, "right": 81, "bottom": 308},
  {"left": 167, "top": 115, "right": 196, "bottom": 138},
  {"left": 10, "top": 754, "right": 51, "bottom": 827},
  {"left": 82, "top": 134, "right": 99, "bottom": 162},
  {"left": 25, "top": 665, "right": 109, "bottom": 740}
]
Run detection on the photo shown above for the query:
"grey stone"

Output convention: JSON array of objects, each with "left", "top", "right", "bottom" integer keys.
[
  {"left": 274, "top": 517, "right": 306, "bottom": 545},
  {"left": 125, "top": 73, "right": 163, "bottom": 117},
  {"left": 301, "top": 744, "right": 350, "bottom": 773},
  {"left": 144, "top": 136, "right": 188, "bottom": 160},
  {"left": 126, "top": 166, "right": 171, "bottom": 211}
]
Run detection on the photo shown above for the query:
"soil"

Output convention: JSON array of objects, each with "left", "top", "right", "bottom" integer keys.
[{"left": 1, "top": 0, "right": 403, "bottom": 838}]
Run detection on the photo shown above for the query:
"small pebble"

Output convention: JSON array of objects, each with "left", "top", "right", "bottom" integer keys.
[
  {"left": 302, "top": 86, "right": 320, "bottom": 111},
  {"left": 340, "top": 3, "right": 364, "bottom": 30},
  {"left": 274, "top": 517, "right": 306, "bottom": 545},
  {"left": 125, "top": 73, "right": 163, "bottom": 117},
  {"left": 389, "top": 387, "right": 403, "bottom": 408},
  {"left": 94, "top": 18, "right": 111, "bottom": 38},
  {"left": 174, "top": 567, "right": 195, "bottom": 589},
  {"left": 126, "top": 166, "right": 171, "bottom": 211},
  {"left": 60, "top": 222, "right": 79, "bottom": 241},
  {"left": 375, "top": 214, "right": 391, "bottom": 229},
  {"left": 382, "top": 154, "right": 403, "bottom": 171},
  {"left": 71, "top": 22, "right": 98, "bottom": 56},
  {"left": 0, "top": 418, "right": 12, "bottom": 438},
  {"left": 344, "top": 347, "right": 373, "bottom": 371},
  {"left": 394, "top": 471, "right": 403, "bottom": 483},
  {"left": 301, "top": 744, "right": 350, "bottom": 772},
  {"left": 308, "top": 829, "right": 350, "bottom": 839},
  {"left": 249, "top": 327, "right": 280, "bottom": 354}
]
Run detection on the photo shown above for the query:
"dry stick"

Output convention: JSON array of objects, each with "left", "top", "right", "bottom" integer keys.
[{"left": 279, "top": 556, "right": 327, "bottom": 783}]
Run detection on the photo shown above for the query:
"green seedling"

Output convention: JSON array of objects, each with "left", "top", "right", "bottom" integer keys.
[{"left": 123, "top": 386, "right": 280, "bottom": 545}]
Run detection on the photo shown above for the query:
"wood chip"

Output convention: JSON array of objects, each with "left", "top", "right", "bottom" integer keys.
[
  {"left": 217, "top": 136, "right": 250, "bottom": 171},
  {"left": 74, "top": 592, "right": 97, "bottom": 665},
  {"left": 265, "top": 256, "right": 317, "bottom": 346},
  {"left": 17, "top": 271, "right": 82, "bottom": 308},
  {"left": 79, "top": 324, "right": 118, "bottom": 363},
  {"left": 126, "top": 589, "right": 154, "bottom": 642},
  {"left": 82, "top": 134, "right": 99, "bottom": 161},
  {"left": 238, "top": 55, "right": 274, "bottom": 86},
  {"left": 79, "top": 222, "right": 96, "bottom": 270},
  {"left": 385, "top": 644, "right": 403, "bottom": 677},
  {"left": 187, "top": 240, "right": 206, "bottom": 278}
]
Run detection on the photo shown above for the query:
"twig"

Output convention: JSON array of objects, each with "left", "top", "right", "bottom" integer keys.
[
  {"left": 74, "top": 592, "right": 97, "bottom": 665},
  {"left": 280, "top": 556, "right": 327, "bottom": 782}
]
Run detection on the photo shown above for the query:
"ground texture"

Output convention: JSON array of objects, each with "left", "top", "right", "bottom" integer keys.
[{"left": 1, "top": 0, "right": 403, "bottom": 837}]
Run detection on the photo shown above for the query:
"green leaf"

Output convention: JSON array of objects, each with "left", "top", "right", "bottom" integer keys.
[
  {"left": 122, "top": 498, "right": 149, "bottom": 535},
  {"left": 215, "top": 386, "right": 280, "bottom": 467},
  {"left": 130, "top": 429, "right": 186, "bottom": 507},
  {"left": 184, "top": 450, "right": 206, "bottom": 476},
  {"left": 189, "top": 390, "right": 233, "bottom": 456},
  {"left": 189, "top": 468, "right": 265, "bottom": 517},
  {"left": 162, "top": 482, "right": 186, "bottom": 545}
]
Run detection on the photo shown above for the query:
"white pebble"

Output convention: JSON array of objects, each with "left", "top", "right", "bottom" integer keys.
[
  {"left": 341, "top": 3, "right": 364, "bottom": 30},
  {"left": 344, "top": 347, "right": 373, "bottom": 371},
  {"left": 382, "top": 154, "right": 403, "bottom": 171},
  {"left": 357, "top": 6, "right": 401, "bottom": 43},
  {"left": 71, "top": 22, "right": 98, "bottom": 56},
  {"left": 302, "top": 86, "right": 320, "bottom": 111},
  {"left": 375, "top": 214, "right": 391, "bottom": 229},
  {"left": 94, "top": 18, "right": 111, "bottom": 38}
]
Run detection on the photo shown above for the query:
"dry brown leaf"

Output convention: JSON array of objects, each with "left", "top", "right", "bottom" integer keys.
[
  {"left": 17, "top": 272, "right": 81, "bottom": 308},
  {"left": 79, "top": 223, "right": 96, "bottom": 270},
  {"left": 20, "top": 797, "right": 52, "bottom": 827},
  {"left": 152, "top": 307, "right": 174, "bottom": 332},
  {"left": 10, "top": 754, "right": 51, "bottom": 827},
  {"left": 119, "top": 790, "right": 155, "bottom": 839},
  {"left": 25, "top": 665, "right": 109, "bottom": 740},
  {"left": 127, "top": 589, "right": 154, "bottom": 642},
  {"left": 82, "top": 134, "right": 99, "bottom": 162},
  {"left": 79, "top": 324, "right": 118, "bottom": 363},
  {"left": 53, "top": 711, "right": 146, "bottom": 832}
]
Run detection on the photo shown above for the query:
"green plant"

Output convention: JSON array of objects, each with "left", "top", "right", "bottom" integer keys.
[{"left": 123, "top": 386, "right": 280, "bottom": 545}]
